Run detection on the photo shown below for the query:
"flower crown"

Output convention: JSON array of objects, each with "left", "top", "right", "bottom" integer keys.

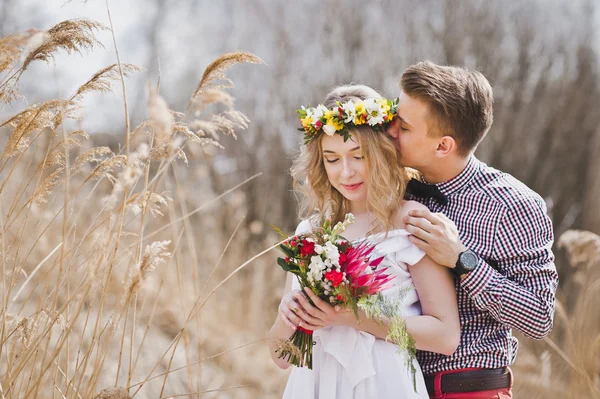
[{"left": 297, "top": 97, "right": 398, "bottom": 144}]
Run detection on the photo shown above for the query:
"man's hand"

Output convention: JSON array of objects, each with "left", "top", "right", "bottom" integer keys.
[{"left": 404, "top": 209, "right": 467, "bottom": 268}]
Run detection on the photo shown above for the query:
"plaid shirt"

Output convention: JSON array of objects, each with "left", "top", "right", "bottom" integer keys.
[{"left": 412, "top": 156, "right": 559, "bottom": 375}]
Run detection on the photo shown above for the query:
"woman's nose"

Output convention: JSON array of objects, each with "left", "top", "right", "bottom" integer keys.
[{"left": 341, "top": 160, "right": 355, "bottom": 178}]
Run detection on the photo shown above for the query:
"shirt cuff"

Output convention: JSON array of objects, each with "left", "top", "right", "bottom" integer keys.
[{"left": 460, "top": 258, "right": 495, "bottom": 297}]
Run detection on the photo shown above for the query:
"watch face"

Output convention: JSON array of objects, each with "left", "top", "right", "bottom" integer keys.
[{"left": 460, "top": 251, "right": 479, "bottom": 270}]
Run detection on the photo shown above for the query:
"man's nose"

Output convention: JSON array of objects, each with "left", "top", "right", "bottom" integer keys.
[{"left": 386, "top": 120, "right": 399, "bottom": 139}]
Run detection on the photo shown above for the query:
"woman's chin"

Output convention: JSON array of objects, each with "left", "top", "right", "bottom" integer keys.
[{"left": 341, "top": 192, "right": 367, "bottom": 203}]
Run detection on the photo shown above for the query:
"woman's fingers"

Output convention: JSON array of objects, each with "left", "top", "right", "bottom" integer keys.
[
  {"left": 293, "top": 290, "right": 328, "bottom": 321},
  {"left": 303, "top": 287, "right": 331, "bottom": 310},
  {"left": 290, "top": 303, "right": 323, "bottom": 327},
  {"left": 279, "top": 311, "right": 297, "bottom": 330},
  {"left": 282, "top": 305, "right": 323, "bottom": 330}
]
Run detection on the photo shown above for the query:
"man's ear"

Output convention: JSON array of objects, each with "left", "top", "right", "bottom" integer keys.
[{"left": 435, "top": 136, "right": 456, "bottom": 157}]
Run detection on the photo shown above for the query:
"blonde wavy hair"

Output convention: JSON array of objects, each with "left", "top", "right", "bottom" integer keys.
[{"left": 291, "top": 84, "right": 416, "bottom": 235}]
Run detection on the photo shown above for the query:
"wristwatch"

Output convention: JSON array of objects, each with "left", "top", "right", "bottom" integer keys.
[{"left": 454, "top": 249, "right": 479, "bottom": 277}]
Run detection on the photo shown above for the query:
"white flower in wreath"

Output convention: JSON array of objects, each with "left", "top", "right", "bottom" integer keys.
[
  {"left": 342, "top": 101, "right": 356, "bottom": 123},
  {"left": 364, "top": 98, "right": 385, "bottom": 126},
  {"left": 322, "top": 124, "right": 337, "bottom": 136},
  {"left": 311, "top": 104, "right": 328, "bottom": 124},
  {"left": 302, "top": 105, "right": 314, "bottom": 119}
]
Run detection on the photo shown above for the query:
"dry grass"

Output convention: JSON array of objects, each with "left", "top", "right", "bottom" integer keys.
[
  {"left": 0, "top": 18, "right": 280, "bottom": 399},
  {"left": 511, "top": 230, "right": 600, "bottom": 398}
]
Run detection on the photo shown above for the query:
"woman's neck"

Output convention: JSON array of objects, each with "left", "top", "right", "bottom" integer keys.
[
  {"left": 349, "top": 200, "right": 368, "bottom": 215},
  {"left": 341, "top": 205, "right": 375, "bottom": 241}
]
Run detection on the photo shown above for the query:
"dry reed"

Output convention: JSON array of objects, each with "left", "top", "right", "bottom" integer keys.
[{"left": 0, "top": 16, "right": 270, "bottom": 399}]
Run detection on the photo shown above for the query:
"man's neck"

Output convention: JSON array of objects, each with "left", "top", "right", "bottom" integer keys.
[{"left": 419, "top": 156, "right": 471, "bottom": 185}]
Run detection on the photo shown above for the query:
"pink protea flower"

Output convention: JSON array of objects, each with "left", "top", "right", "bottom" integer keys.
[{"left": 342, "top": 241, "right": 393, "bottom": 295}]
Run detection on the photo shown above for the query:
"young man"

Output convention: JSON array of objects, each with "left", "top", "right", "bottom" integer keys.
[{"left": 387, "top": 60, "right": 559, "bottom": 398}]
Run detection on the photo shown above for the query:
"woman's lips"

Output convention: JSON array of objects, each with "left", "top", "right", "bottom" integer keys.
[{"left": 341, "top": 183, "right": 363, "bottom": 191}]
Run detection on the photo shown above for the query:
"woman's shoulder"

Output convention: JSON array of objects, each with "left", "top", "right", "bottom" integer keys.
[{"left": 392, "top": 200, "right": 428, "bottom": 228}]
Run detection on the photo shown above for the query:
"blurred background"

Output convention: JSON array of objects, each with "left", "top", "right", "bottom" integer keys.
[{"left": 1, "top": 0, "right": 599, "bottom": 398}]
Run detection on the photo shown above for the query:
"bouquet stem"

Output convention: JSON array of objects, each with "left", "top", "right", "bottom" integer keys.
[{"left": 277, "top": 327, "right": 314, "bottom": 369}]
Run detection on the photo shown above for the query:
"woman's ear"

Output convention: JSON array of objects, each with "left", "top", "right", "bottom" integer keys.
[{"left": 436, "top": 136, "right": 456, "bottom": 157}]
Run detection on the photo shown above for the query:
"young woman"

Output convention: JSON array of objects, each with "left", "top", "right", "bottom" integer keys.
[{"left": 269, "top": 85, "right": 460, "bottom": 398}]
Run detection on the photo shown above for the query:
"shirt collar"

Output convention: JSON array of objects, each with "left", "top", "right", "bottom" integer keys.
[{"left": 428, "top": 156, "right": 481, "bottom": 197}]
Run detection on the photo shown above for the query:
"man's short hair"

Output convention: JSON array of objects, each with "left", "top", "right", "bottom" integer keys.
[{"left": 401, "top": 61, "right": 493, "bottom": 156}]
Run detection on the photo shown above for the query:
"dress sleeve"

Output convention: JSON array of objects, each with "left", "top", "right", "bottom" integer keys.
[
  {"left": 396, "top": 243, "right": 426, "bottom": 266},
  {"left": 386, "top": 232, "right": 426, "bottom": 268},
  {"left": 294, "top": 219, "right": 314, "bottom": 235}
]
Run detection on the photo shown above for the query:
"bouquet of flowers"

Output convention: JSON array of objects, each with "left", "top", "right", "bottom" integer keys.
[{"left": 274, "top": 214, "right": 413, "bottom": 371}]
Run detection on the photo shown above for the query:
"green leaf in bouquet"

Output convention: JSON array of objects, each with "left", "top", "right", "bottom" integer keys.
[
  {"left": 279, "top": 244, "right": 297, "bottom": 258},
  {"left": 277, "top": 257, "right": 297, "bottom": 272}
]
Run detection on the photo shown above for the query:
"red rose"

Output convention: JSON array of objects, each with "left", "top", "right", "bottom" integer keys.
[
  {"left": 300, "top": 239, "right": 316, "bottom": 257},
  {"left": 315, "top": 121, "right": 323, "bottom": 129},
  {"left": 325, "top": 270, "right": 344, "bottom": 287},
  {"left": 291, "top": 240, "right": 297, "bottom": 247},
  {"left": 338, "top": 253, "right": 348, "bottom": 266},
  {"left": 336, "top": 294, "right": 345, "bottom": 302}
]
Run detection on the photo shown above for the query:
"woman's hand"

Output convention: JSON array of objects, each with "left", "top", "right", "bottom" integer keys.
[
  {"left": 290, "top": 287, "right": 356, "bottom": 330},
  {"left": 278, "top": 289, "right": 323, "bottom": 331}
]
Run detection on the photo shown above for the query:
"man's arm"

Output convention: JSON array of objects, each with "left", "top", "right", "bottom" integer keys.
[{"left": 459, "top": 197, "right": 559, "bottom": 339}]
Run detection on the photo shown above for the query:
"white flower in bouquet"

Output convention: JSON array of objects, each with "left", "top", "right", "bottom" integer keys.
[
  {"left": 308, "top": 255, "right": 326, "bottom": 283},
  {"left": 314, "top": 244, "right": 324, "bottom": 255},
  {"left": 324, "top": 241, "right": 340, "bottom": 266}
]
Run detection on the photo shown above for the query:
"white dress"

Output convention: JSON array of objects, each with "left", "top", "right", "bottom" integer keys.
[{"left": 282, "top": 221, "right": 429, "bottom": 399}]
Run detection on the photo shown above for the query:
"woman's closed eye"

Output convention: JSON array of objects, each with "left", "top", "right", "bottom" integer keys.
[{"left": 325, "top": 158, "right": 339, "bottom": 163}]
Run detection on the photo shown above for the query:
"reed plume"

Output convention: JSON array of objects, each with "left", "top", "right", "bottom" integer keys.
[
  {"left": 71, "top": 63, "right": 143, "bottom": 102},
  {"left": 92, "top": 387, "right": 131, "bottom": 399},
  {"left": 1, "top": 19, "right": 105, "bottom": 104},
  {"left": 0, "top": 29, "right": 44, "bottom": 73},
  {"left": 125, "top": 240, "right": 172, "bottom": 298},
  {"left": 190, "top": 51, "right": 265, "bottom": 99}
]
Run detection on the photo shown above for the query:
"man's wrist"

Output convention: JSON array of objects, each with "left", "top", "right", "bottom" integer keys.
[
  {"left": 450, "top": 243, "right": 468, "bottom": 268},
  {"left": 454, "top": 248, "right": 479, "bottom": 276}
]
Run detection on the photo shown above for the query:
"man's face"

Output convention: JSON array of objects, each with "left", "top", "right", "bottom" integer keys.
[{"left": 386, "top": 92, "right": 440, "bottom": 169}]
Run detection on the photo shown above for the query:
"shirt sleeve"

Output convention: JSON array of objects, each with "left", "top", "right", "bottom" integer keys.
[{"left": 460, "top": 195, "right": 559, "bottom": 340}]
